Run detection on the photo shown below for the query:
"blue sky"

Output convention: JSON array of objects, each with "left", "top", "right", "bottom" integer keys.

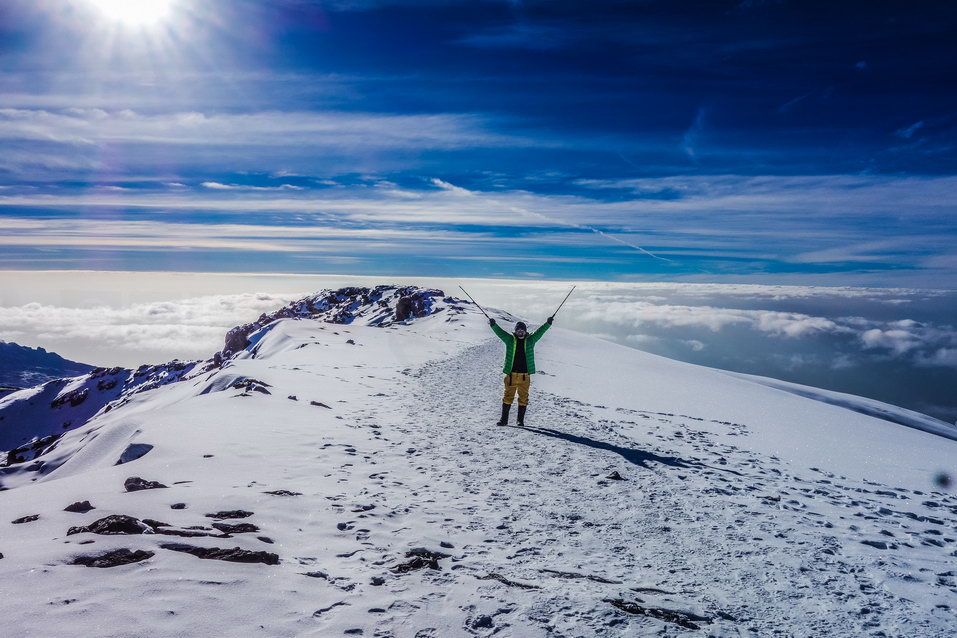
[{"left": 1, "top": 0, "right": 955, "bottom": 286}]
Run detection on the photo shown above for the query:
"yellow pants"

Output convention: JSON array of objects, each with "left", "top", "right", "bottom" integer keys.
[{"left": 503, "top": 373, "right": 531, "bottom": 406}]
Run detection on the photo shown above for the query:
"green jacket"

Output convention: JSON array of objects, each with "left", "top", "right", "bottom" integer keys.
[{"left": 491, "top": 321, "right": 551, "bottom": 374}]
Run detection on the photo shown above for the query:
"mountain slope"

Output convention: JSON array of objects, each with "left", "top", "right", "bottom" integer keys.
[
  {"left": 0, "top": 341, "right": 95, "bottom": 392},
  {"left": 1, "top": 286, "right": 955, "bottom": 637}
]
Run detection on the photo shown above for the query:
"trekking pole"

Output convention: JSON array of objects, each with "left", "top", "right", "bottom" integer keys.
[
  {"left": 458, "top": 285, "right": 491, "bottom": 319},
  {"left": 551, "top": 286, "right": 576, "bottom": 318}
]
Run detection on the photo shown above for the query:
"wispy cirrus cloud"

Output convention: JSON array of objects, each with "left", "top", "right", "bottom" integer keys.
[{"left": 0, "top": 108, "right": 540, "bottom": 150}]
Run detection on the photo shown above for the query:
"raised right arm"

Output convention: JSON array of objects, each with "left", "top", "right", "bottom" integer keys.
[{"left": 489, "top": 320, "right": 510, "bottom": 343}]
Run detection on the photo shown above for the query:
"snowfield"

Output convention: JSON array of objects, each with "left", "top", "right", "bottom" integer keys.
[{"left": 1, "top": 286, "right": 955, "bottom": 637}]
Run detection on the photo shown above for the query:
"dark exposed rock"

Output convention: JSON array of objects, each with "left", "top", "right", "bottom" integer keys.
[
  {"left": 0, "top": 552, "right": 3, "bottom": 559},
  {"left": 11, "top": 514, "right": 40, "bottom": 524},
  {"left": 440, "top": 541, "right": 454, "bottom": 549},
  {"left": 392, "top": 547, "right": 450, "bottom": 573},
  {"left": 205, "top": 510, "right": 254, "bottom": 520},
  {"left": 142, "top": 518, "right": 170, "bottom": 528},
  {"left": 606, "top": 471, "right": 625, "bottom": 480},
  {"left": 211, "top": 522, "right": 260, "bottom": 534},
  {"left": 124, "top": 476, "right": 168, "bottom": 492},
  {"left": 71, "top": 548, "right": 154, "bottom": 568},
  {"left": 263, "top": 490, "right": 302, "bottom": 496},
  {"left": 257, "top": 536, "right": 274, "bottom": 544},
  {"left": 287, "top": 395, "right": 298, "bottom": 401},
  {"left": 346, "top": 339, "right": 356, "bottom": 345},
  {"left": 155, "top": 528, "right": 226, "bottom": 538},
  {"left": 63, "top": 500, "right": 95, "bottom": 513},
  {"left": 170, "top": 503, "right": 187, "bottom": 510},
  {"left": 541, "top": 568, "right": 621, "bottom": 584},
  {"left": 476, "top": 572, "right": 540, "bottom": 589},
  {"left": 159, "top": 543, "right": 279, "bottom": 565},
  {"left": 310, "top": 401, "right": 331, "bottom": 408},
  {"left": 861, "top": 540, "right": 897, "bottom": 550},
  {"left": 68, "top": 515, "right": 152, "bottom": 536},
  {"left": 370, "top": 576, "right": 385, "bottom": 586},
  {"left": 605, "top": 599, "right": 712, "bottom": 630},
  {"left": 51, "top": 387, "right": 89, "bottom": 409},
  {"left": 472, "top": 615, "right": 494, "bottom": 629},
  {"left": 230, "top": 378, "right": 272, "bottom": 395}
]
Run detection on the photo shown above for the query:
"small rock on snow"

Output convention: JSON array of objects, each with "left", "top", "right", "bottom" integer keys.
[{"left": 124, "top": 476, "right": 168, "bottom": 492}]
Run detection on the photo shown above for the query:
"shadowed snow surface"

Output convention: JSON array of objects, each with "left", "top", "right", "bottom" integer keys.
[{"left": 1, "top": 287, "right": 956, "bottom": 637}]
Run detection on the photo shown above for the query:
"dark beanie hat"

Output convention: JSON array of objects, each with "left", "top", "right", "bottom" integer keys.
[{"left": 515, "top": 322, "right": 527, "bottom": 331}]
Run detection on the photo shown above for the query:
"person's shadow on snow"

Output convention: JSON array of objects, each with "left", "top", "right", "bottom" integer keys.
[{"left": 517, "top": 425, "right": 741, "bottom": 475}]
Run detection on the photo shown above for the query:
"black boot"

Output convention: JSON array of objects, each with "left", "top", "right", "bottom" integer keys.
[
  {"left": 517, "top": 404, "right": 527, "bottom": 427},
  {"left": 496, "top": 403, "right": 511, "bottom": 426}
]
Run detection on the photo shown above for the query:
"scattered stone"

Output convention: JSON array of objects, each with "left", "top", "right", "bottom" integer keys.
[
  {"left": 205, "top": 510, "right": 254, "bottom": 520},
  {"left": 124, "top": 476, "right": 168, "bottom": 492},
  {"left": 606, "top": 599, "right": 712, "bottom": 630},
  {"left": 11, "top": 514, "right": 40, "bottom": 524},
  {"left": 440, "top": 541, "right": 455, "bottom": 549},
  {"left": 160, "top": 543, "right": 279, "bottom": 565},
  {"left": 472, "top": 615, "right": 494, "bottom": 629},
  {"left": 72, "top": 548, "right": 154, "bottom": 568},
  {"left": 211, "top": 522, "right": 260, "bottom": 534},
  {"left": 263, "top": 490, "right": 302, "bottom": 496},
  {"left": 310, "top": 401, "right": 331, "bottom": 409},
  {"left": 370, "top": 576, "right": 386, "bottom": 586},
  {"left": 68, "top": 515, "right": 153, "bottom": 536},
  {"left": 337, "top": 522, "right": 349, "bottom": 531},
  {"left": 287, "top": 395, "right": 298, "bottom": 401},
  {"left": 203, "top": 454, "right": 214, "bottom": 458},
  {"left": 170, "top": 503, "right": 187, "bottom": 510},
  {"left": 230, "top": 378, "right": 272, "bottom": 395},
  {"left": 346, "top": 339, "right": 356, "bottom": 345},
  {"left": 0, "top": 552, "right": 4, "bottom": 559},
  {"left": 393, "top": 547, "right": 450, "bottom": 573},
  {"left": 861, "top": 540, "right": 897, "bottom": 550},
  {"left": 476, "top": 573, "right": 540, "bottom": 589},
  {"left": 258, "top": 536, "right": 274, "bottom": 544},
  {"left": 63, "top": 501, "right": 95, "bottom": 513},
  {"left": 606, "top": 471, "right": 625, "bottom": 480},
  {"left": 632, "top": 586, "right": 677, "bottom": 595},
  {"left": 155, "top": 528, "right": 226, "bottom": 538},
  {"left": 541, "top": 568, "right": 621, "bottom": 584}
]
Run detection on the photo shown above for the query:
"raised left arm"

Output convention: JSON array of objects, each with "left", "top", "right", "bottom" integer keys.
[{"left": 529, "top": 317, "right": 553, "bottom": 344}]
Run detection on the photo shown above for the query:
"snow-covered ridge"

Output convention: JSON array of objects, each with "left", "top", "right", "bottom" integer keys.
[
  {"left": 1, "top": 284, "right": 956, "bottom": 636},
  {"left": 0, "top": 286, "right": 458, "bottom": 459}
]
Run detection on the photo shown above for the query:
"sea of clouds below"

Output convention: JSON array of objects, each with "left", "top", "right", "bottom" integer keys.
[{"left": 1, "top": 273, "right": 955, "bottom": 424}]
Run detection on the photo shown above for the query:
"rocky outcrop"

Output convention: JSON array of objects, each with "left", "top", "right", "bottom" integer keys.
[
  {"left": 124, "top": 476, "right": 168, "bottom": 492},
  {"left": 67, "top": 514, "right": 152, "bottom": 536},
  {"left": 392, "top": 547, "right": 450, "bottom": 572},
  {"left": 159, "top": 543, "right": 279, "bottom": 565},
  {"left": 71, "top": 548, "right": 154, "bottom": 568},
  {"left": 63, "top": 500, "right": 95, "bottom": 513},
  {"left": 219, "top": 285, "right": 448, "bottom": 357}
]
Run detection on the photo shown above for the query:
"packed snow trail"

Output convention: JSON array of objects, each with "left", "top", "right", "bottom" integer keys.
[{"left": 354, "top": 339, "right": 956, "bottom": 637}]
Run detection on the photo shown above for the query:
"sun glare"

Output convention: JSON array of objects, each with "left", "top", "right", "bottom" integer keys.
[{"left": 87, "top": 0, "right": 174, "bottom": 27}]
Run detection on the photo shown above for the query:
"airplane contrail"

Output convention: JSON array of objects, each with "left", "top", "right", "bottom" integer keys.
[{"left": 432, "top": 177, "right": 673, "bottom": 263}]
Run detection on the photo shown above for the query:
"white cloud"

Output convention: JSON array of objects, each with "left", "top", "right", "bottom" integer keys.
[
  {"left": 201, "top": 182, "right": 304, "bottom": 191},
  {"left": 0, "top": 108, "right": 541, "bottom": 151},
  {"left": 0, "top": 293, "right": 300, "bottom": 367}
]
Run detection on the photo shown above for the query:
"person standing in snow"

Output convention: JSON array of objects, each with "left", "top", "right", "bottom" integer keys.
[{"left": 489, "top": 316, "right": 553, "bottom": 426}]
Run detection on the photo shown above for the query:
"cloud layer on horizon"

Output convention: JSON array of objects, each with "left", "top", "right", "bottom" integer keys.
[{"left": 1, "top": 277, "right": 955, "bottom": 423}]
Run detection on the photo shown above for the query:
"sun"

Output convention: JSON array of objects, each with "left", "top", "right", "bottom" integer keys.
[{"left": 86, "top": 0, "right": 175, "bottom": 27}]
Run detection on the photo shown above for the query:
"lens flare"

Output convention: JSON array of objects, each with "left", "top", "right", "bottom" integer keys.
[{"left": 86, "top": 0, "right": 174, "bottom": 26}]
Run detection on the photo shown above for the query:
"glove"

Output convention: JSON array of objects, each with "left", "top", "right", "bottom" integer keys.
[
  {"left": 489, "top": 318, "right": 497, "bottom": 326},
  {"left": 547, "top": 316, "right": 554, "bottom": 324}
]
